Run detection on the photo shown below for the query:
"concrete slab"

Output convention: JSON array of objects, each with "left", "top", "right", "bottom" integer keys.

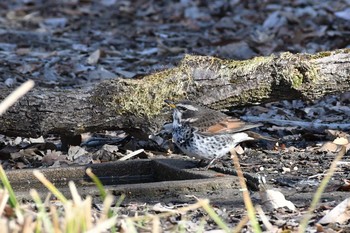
[{"left": 5, "top": 159, "right": 241, "bottom": 202}]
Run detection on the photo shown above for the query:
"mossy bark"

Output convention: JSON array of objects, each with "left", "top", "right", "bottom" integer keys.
[{"left": 1, "top": 49, "right": 350, "bottom": 137}]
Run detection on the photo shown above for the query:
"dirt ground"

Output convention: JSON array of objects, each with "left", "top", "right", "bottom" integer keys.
[{"left": 0, "top": 0, "right": 350, "bottom": 232}]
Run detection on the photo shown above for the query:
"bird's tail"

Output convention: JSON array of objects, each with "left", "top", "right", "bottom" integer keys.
[{"left": 245, "top": 131, "right": 278, "bottom": 141}]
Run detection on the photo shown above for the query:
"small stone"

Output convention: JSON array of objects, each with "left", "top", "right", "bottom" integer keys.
[
  {"left": 282, "top": 167, "right": 291, "bottom": 173},
  {"left": 13, "top": 137, "right": 22, "bottom": 145}
]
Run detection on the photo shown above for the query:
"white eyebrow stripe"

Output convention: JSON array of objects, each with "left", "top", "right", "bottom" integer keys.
[
  {"left": 182, "top": 117, "right": 198, "bottom": 123},
  {"left": 177, "top": 104, "right": 198, "bottom": 111}
]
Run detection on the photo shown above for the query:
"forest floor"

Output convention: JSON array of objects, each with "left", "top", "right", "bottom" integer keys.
[{"left": 0, "top": 0, "right": 350, "bottom": 232}]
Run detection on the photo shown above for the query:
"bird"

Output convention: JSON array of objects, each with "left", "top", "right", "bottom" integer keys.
[{"left": 165, "top": 100, "right": 274, "bottom": 165}]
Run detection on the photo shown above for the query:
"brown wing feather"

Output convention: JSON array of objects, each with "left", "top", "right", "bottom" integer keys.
[{"left": 203, "top": 117, "right": 262, "bottom": 135}]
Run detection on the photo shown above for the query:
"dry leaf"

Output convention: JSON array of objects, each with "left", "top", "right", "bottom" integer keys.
[
  {"left": 319, "top": 142, "right": 341, "bottom": 152},
  {"left": 260, "top": 189, "right": 296, "bottom": 211},
  {"left": 152, "top": 203, "right": 177, "bottom": 213},
  {"left": 67, "top": 146, "right": 88, "bottom": 161},
  {"left": 87, "top": 49, "right": 102, "bottom": 65},
  {"left": 29, "top": 136, "right": 45, "bottom": 144},
  {"left": 318, "top": 198, "right": 350, "bottom": 224},
  {"left": 333, "top": 137, "right": 349, "bottom": 145},
  {"left": 234, "top": 145, "right": 244, "bottom": 155}
]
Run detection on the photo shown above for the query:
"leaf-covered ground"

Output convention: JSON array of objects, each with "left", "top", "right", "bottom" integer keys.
[{"left": 0, "top": 0, "right": 350, "bottom": 232}]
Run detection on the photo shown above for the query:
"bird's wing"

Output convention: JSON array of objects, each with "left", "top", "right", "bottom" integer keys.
[{"left": 200, "top": 117, "right": 262, "bottom": 135}]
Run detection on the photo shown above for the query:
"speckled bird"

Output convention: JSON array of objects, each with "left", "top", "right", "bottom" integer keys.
[{"left": 165, "top": 100, "right": 272, "bottom": 164}]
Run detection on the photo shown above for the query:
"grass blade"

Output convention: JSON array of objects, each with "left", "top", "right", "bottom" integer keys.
[
  {"left": 199, "top": 199, "right": 231, "bottom": 233},
  {"left": 232, "top": 152, "right": 261, "bottom": 233},
  {"left": 86, "top": 168, "right": 107, "bottom": 199},
  {"left": 33, "top": 170, "right": 67, "bottom": 204},
  {"left": 0, "top": 165, "right": 18, "bottom": 208}
]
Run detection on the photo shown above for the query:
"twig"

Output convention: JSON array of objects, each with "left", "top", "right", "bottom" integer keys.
[
  {"left": 119, "top": 149, "right": 144, "bottom": 161},
  {"left": 241, "top": 116, "right": 350, "bottom": 130},
  {"left": 232, "top": 215, "right": 249, "bottom": 233},
  {"left": 256, "top": 205, "right": 275, "bottom": 232}
]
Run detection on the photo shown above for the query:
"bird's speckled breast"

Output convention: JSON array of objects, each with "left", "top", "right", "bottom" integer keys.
[
  {"left": 172, "top": 124, "right": 236, "bottom": 160},
  {"left": 172, "top": 124, "right": 194, "bottom": 145}
]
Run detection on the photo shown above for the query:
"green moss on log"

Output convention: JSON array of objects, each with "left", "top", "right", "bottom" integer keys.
[
  {"left": 92, "top": 50, "right": 337, "bottom": 118},
  {"left": 114, "top": 68, "right": 189, "bottom": 117},
  {"left": 277, "top": 52, "right": 320, "bottom": 89}
]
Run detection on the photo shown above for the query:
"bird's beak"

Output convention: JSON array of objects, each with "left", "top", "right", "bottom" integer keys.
[{"left": 164, "top": 100, "right": 176, "bottom": 108}]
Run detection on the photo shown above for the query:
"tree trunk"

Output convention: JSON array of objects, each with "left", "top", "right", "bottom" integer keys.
[{"left": 1, "top": 49, "right": 350, "bottom": 137}]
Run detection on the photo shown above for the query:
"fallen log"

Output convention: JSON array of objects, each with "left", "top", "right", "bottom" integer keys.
[{"left": 1, "top": 49, "right": 350, "bottom": 137}]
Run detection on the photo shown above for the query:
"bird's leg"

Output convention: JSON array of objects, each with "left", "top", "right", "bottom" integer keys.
[
  {"left": 206, "top": 158, "right": 217, "bottom": 169},
  {"left": 196, "top": 159, "right": 216, "bottom": 170}
]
